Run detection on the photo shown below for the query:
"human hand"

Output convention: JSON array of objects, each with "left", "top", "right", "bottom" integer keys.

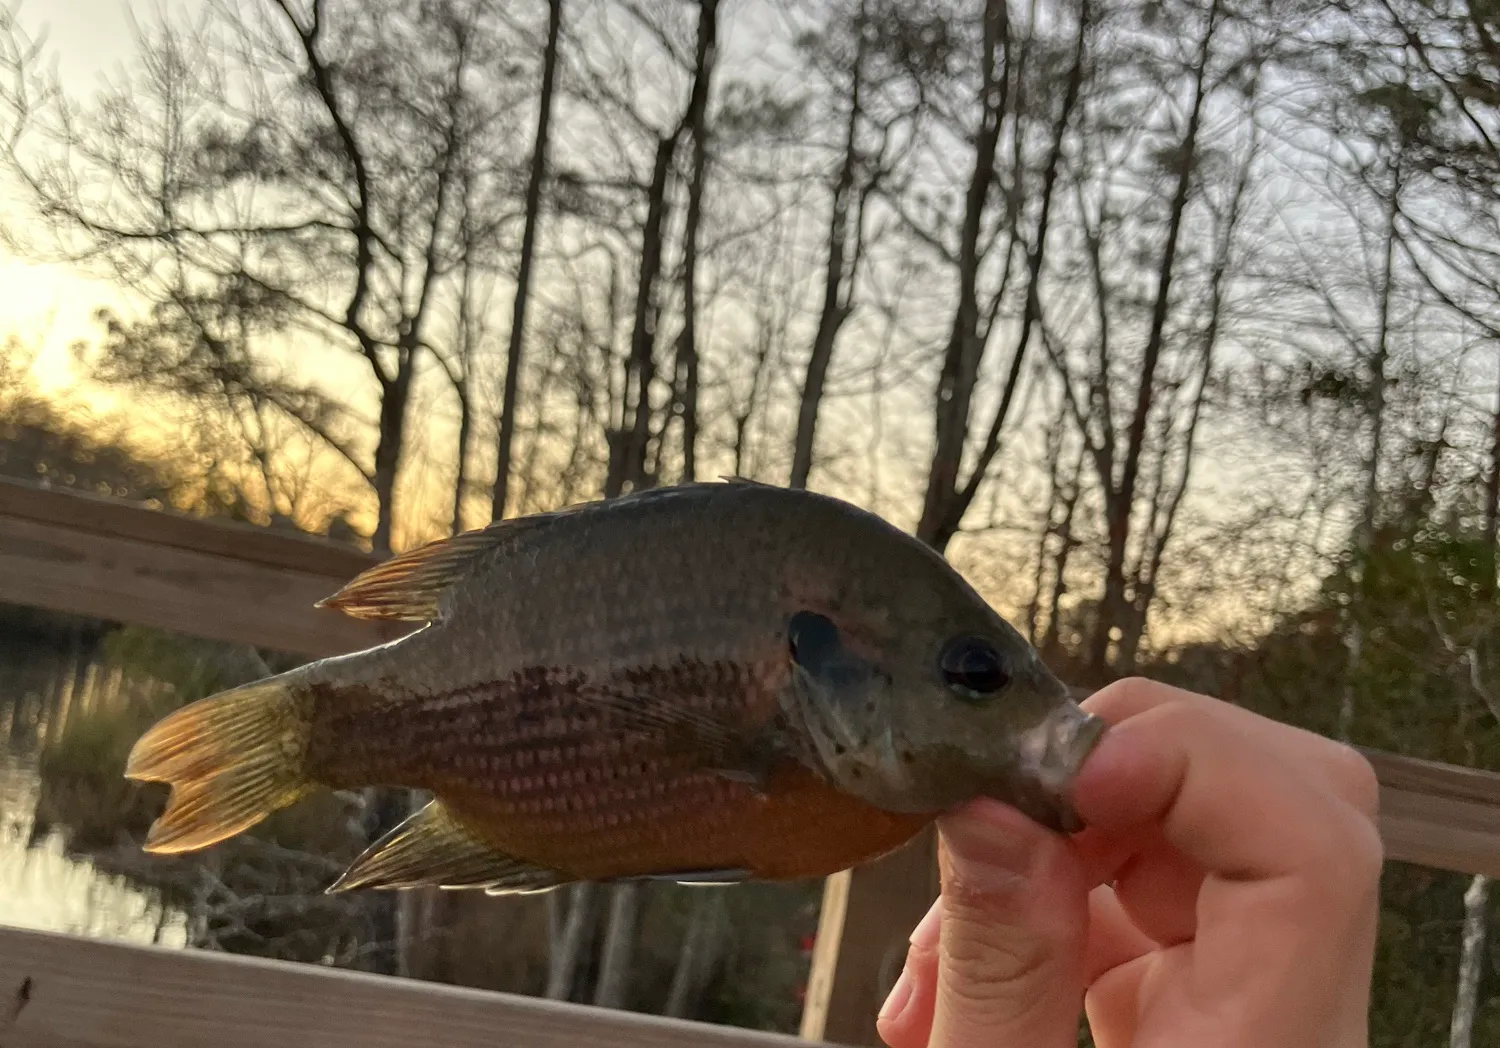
[{"left": 875, "top": 677, "right": 1382, "bottom": 1048}]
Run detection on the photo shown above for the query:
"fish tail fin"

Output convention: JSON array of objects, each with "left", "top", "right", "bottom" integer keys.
[{"left": 125, "top": 677, "right": 315, "bottom": 854}]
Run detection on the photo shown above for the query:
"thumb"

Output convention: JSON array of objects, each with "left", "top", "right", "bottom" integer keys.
[{"left": 906, "top": 800, "right": 1090, "bottom": 1048}]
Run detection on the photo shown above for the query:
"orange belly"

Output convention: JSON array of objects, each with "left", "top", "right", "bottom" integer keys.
[{"left": 440, "top": 759, "right": 933, "bottom": 881}]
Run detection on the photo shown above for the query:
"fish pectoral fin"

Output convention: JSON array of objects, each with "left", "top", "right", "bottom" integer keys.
[
  {"left": 482, "top": 880, "right": 563, "bottom": 897},
  {"left": 705, "top": 724, "right": 802, "bottom": 796},
  {"left": 619, "top": 868, "right": 752, "bottom": 887},
  {"left": 327, "top": 801, "right": 565, "bottom": 894},
  {"left": 712, "top": 768, "right": 770, "bottom": 794}
]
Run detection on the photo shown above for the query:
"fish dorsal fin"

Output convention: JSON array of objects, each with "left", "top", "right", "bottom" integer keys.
[
  {"left": 327, "top": 801, "right": 566, "bottom": 894},
  {"left": 318, "top": 522, "right": 537, "bottom": 622},
  {"left": 320, "top": 482, "right": 769, "bottom": 622}
]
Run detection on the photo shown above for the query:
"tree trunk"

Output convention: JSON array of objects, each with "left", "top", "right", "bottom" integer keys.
[
  {"left": 790, "top": 2, "right": 867, "bottom": 490},
  {"left": 1482, "top": 352, "right": 1500, "bottom": 599},
  {"left": 1040, "top": 451, "right": 1082, "bottom": 659},
  {"left": 546, "top": 883, "right": 597, "bottom": 1000},
  {"left": 492, "top": 0, "right": 563, "bottom": 521},
  {"left": 1088, "top": 0, "right": 1219, "bottom": 674},
  {"left": 592, "top": 882, "right": 641, "bottom": 1009},
  {"left": 450, "top": 208, "right": 481, "bottom": 535},
  {"left": 1449, "top": 874, "right": 1490, "bottom": 1048},
  {"left": 929, "top": 0, "right": 1089, "bottom": 552},
  {"left": 1340, "top": 161, "right": 1401, "bottom": 742},
  {"left": 917, "top": 0, "right": 1008, "bottom": 548},
  {"left": 607, "top": 132, "right": 678, "bottom": 498},
  {"left": 369, "top": 361, "right": 412, "bottom": 556},
  {"left": 675, "top": 0, "right": 718, "bottom": 484},
  {"left": 452, "top": 382, "right": 472, "bottom": 534},
  {"left": 664, "top": 891, "right": 727, "bottom": 1018}
]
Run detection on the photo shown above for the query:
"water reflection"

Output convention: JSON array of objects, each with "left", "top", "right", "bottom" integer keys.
[
  {"left": 0, "top": 602, "right": 387, "bottom": 971},
  {"left": 0, "top": 601, "right": 186, "bottom": 944},
  {"left": 0, "top": 749, "right": 187, "bottom": 944}
]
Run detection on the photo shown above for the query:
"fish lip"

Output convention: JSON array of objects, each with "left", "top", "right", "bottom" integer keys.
[{"left": 1018, "top": 705, "right": 1109, "bottom": 833}]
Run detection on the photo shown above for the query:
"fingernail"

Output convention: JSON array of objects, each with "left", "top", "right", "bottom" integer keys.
[
  {"left": 910, "top": 898, "right": 941, "bottom": 948},
  {"left": 878, "top": 965, "right": 913, "bottom": 1023}
]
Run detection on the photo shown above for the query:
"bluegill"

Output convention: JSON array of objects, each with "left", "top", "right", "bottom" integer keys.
[{"left": 125, "top": 480, "right": 1106, "bottom": 894}]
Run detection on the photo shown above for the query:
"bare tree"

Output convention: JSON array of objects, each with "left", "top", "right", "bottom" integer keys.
[
  {"left": 915, "top": 0, "right": 1009, "bottom": 549},
  {"left": 1083, "top": 0, "right": 1221, "bottom": 675},
  {"left": 671, "top": 0, "right": 719, "bottom": 483},
  {"left": 788, "top": 0, "right": 881, "bottom": 489},
  {"left": 492, "top": 0, "right": 564, "bottom": 520},
  {"left": 0, "top": 0, "right": 529, "bottom": 554}
]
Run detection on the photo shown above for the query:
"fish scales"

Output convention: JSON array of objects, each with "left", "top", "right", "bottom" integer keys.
[
  {"left": 125, "top": 481, "right": 1108, "bottom": 891},
  {"left": 300, "top": 656, "right": 919, "bottom": 880}
]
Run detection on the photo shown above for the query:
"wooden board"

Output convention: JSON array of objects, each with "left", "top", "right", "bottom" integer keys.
[
  {"left": 0, "top": 479, "right": 404, "bottom": 658},
  {"left": 0, "top": 480, "right": 380, "bottom": 578},
  {"left": 797, "top": 832, "right": 937, "bottom": 1046},
  {"left": 1360, "top": 747, "right": 1500, "bottom": 877},
  {"left": 0, "top": 926, "right": 813, "bottom": 1048}
]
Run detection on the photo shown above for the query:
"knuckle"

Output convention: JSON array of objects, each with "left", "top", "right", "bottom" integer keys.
[
  {"left": 1083, "top": 675, "right": 1160, "bottom": 716},
  {"left": 1306, "top": 813, "right": 1385, "bottom": 907},
  {"left": 1145, "top": 692, "right": 1210, "bottom": 734},
  {"left": 1111, "top": 675, "right": 1157, "bottom": 698},
  {"left": 1326, "top": 742, "right": 1382, "bottom": 818},
  {"left": 1345, "top": 816, "right": 1386, "bottom": 887}
]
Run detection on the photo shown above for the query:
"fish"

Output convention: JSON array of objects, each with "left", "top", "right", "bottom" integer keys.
[{"left": 123, "top": 479, "right": 1107, "bottom": 896}]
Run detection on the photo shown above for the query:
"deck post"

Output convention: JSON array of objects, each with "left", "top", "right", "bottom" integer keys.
[{"left": 800, "top": 829, "right": 938, "bottom": 1046}]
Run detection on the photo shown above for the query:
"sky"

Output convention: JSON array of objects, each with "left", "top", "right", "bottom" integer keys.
[
  {"left": 2, "top": 0, "right": 202, "bottom": 396},
  {"left": 0, "top": 0, "right": 1377, "bottom": 638}
]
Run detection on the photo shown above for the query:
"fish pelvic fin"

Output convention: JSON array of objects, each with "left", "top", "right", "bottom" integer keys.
[
  {"left": 125, "top": 678, "right": 314, "bottom": 854},
  {"left": 328, "top": 801, "right": 567, "bottom": 895}
]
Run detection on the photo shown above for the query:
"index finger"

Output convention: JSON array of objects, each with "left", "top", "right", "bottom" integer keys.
[
  {"left": 1071, "top": 691, "right": 1382, "bottom": 886},
  {"left": 1081, "top": 678, "right": 1380, "bottom": 817}
]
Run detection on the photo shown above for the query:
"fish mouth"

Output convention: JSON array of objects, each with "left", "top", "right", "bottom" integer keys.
[{"left": 1011, "top": 704, "right": 1108, "bottom": 833}]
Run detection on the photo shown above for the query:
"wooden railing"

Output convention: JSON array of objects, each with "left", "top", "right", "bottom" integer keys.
[
  {"left": 3, "top": 476, "right": 1500, "bottom": 1048},
  {"left": 0, "top": 925, "right": 804, "bottom": 1048}
]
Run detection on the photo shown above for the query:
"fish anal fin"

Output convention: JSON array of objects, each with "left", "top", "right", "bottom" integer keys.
[{"left": 327, "top": 801, "right": 565, "bottom": 893}]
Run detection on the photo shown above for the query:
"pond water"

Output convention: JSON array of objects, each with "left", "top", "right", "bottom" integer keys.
[
  {"left": 0, "top": 603, "right": 189, "bottom": 945},
  {"left": 0, "top": 748, "right": 187, "bottom": 945}
]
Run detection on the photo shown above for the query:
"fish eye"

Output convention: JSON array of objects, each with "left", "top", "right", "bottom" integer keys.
[
  {"left": 788, "top": 610, "right": 840, "bottom": 669},
  {"left": 939, "top": 637, "right": 1012, "bottom": 702}
]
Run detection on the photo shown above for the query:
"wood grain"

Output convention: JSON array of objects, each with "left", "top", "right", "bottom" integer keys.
[
  {"left": 1361, "top": 748, "right": 1500, "bottom": 877},
  {"left": 0, "top": 926, "right": 814, "bottom": 1048},
  {"left": 0, "top": 480, "right": 406, "bottom": 658},
  {"left": 0, "top": 478, "right": 380, "bottom": 577}
]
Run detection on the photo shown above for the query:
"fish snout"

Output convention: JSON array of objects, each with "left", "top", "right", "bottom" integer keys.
[{"left": 1014, "top": 702, "right": 1108, "bottom": 833}]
